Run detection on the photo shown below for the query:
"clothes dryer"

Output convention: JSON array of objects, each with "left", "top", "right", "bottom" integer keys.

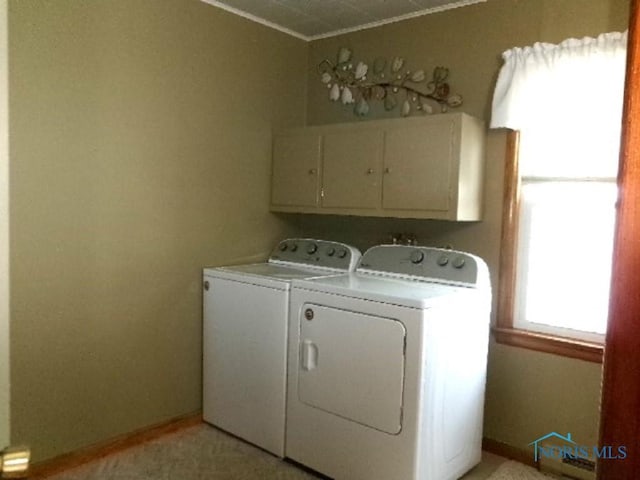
[{"left": 286, "top": 245, "right": 491, "bottom": 479}]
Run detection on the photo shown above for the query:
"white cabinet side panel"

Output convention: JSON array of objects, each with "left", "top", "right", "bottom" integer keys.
[{"left": 203, "top": 278, "right": 288, "bottom": 456}]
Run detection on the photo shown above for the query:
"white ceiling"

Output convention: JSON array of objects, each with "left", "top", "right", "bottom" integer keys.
[{"left": 201, "top": 0, "right": 487, "bottom": 41}]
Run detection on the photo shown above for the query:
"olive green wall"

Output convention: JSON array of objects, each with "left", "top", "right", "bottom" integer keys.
[
  {"left": 6, "top": 0, "right": 630, "bottom": 464},
  {"left": 9, "top": 0, "right": 306, "bottom": 461},
  {"left": 301, "top": 0, "right": 630, "bottom": 453},
  {"left": 0, "top": 0, "right": 9, "bottom": 450}
]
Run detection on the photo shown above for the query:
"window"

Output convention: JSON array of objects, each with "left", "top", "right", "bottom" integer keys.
[{"left": 490, "top": 32, "right": 628, "bottom": 361}]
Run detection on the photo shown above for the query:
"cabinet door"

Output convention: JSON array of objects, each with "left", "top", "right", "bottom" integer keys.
[
  {"left": 322, "top": 130, "right": 383, "bottom": 209},
  {"left": 271, "top": 132, "right": 321, "bottom": 207},
  {"left": 382, "top": 118, "right": 454, "bottom": 211}
]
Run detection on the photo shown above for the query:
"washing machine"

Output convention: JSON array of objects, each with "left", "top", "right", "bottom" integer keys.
[
  {"left": 202, "top": 239, "right": 361, "bottom": 457},
  {"left": 286, "top": 245, "right": 491, "bottom": 480}
]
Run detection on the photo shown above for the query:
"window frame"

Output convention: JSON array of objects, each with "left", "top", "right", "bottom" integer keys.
[{"left": 493, "top": 130, "right": 605, "bottom": 363}]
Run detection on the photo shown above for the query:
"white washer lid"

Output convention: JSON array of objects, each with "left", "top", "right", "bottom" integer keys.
[
  {"left": 204, "top": 263, "right": 344, "bottom": 290},
  {"left": 291, "top": 273, "right": 481, "bottom": 309}
]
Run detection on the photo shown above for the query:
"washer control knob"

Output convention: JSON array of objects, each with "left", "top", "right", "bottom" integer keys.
[
  {"left": 290, "top": 243, "right": 298, "bottom": 252},
  {"left": 437, "top": 255, "right": 449, "bottom": 266},
  {"left": 204, "top": 281, "right": 210, "bottom": 291},
  {"left": 453, "top": 257, "right": 466, "bottom": 269},
  {"left": 410, "top": 250, "right": 425, "bottom": 264},
  {"left": 337, "top": 248, "right": 348, "bottom": 259},
  {"left": 279, "top": 243, "right": 287, "bottom": 252},
  {"left": 326, "top": 247, "right": 336, "bottom": 257},
  {"left": 304, "top": 308, "right": 314, "bottom": 321},
  {"left": 307, "top": 243, "right": 318, "bottom": 254}
]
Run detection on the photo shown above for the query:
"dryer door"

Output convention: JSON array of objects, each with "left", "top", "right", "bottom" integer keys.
[{"left": 298, "top": 304, "right": 406, "bottom": 434}]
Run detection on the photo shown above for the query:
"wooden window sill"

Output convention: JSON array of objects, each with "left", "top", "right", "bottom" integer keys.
[{"left": 492, "top": 327, "right": 604, "bottom": 363}]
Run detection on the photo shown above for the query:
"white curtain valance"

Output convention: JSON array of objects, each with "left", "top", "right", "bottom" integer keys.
[{"left": 490, "top": 32, "right": 628, "bottom": 178}]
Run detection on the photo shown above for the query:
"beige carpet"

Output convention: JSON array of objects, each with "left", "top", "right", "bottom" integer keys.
[
  {"left": 45, "top": 425, "right": 322, "bottom": 480},
  {"left": 43, "top": 424, "right": 517, "bottom": 479},
  {"left": 486, "top": 461, "right": 558, "bottom": 480}
]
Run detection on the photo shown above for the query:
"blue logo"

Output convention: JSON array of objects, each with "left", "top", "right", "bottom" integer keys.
[{"left": 529, "top": 432, "right": 627, "bottom": 462}]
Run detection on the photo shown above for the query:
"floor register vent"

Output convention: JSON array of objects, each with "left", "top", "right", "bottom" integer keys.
[
  {"left": 539, "top": 455, "right": 596, "bottom": 480},
  {"left": 562, "top": 456, "right": 596, "bottom": 472}
]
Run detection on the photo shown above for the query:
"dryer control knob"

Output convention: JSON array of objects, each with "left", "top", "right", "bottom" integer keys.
[
  {"left": 437, "top": 255, "right": 449, "bottom": 266},
  {"left": 410, "top": 250, "right": 425, "bottom": 264},
  {"left": 290, "top": 243, "right": 298, "bottom": 252},
  {"left": 326, "top": 247, "right": 336, "bottom": 257},
  {"left": 307, "top": 243, "right": 318, "bottom": 254},
  {"left": 279, "top": 243, "right": 287, "bottom": 252},
  {"left": 337, "top": 248, "right": 348, "bottom": 258},
  {"left": 453, "top": 257, "right": 466, "bottom": 269}
]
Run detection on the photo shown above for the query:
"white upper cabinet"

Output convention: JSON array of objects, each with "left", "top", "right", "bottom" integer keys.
[
  {"left": 271, "top": 132, "right": 321, "bottom": 208},
  {"left": 382, "top": 117, "right": 454, "bottom": 212},
  {"left": 270, "top": 113, "right": 485, "bottom": 221},
  {"left": 322, "top": 129, "right": 384, "bottom": 209}
]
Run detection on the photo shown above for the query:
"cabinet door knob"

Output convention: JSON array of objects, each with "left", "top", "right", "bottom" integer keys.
[
  {"left": 366, "top": 168, "right": 374, "bottom": 174},
  {"left": 384, "top": 167, "right": 391, "bottom": 174},
  {"left": 308, "top": 168, "right": 317, "bottom": 175}
]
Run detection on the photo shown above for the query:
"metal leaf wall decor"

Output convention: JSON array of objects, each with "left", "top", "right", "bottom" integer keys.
[{"left": 319, "top": 47, "right": 463, "bottom": 117}]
